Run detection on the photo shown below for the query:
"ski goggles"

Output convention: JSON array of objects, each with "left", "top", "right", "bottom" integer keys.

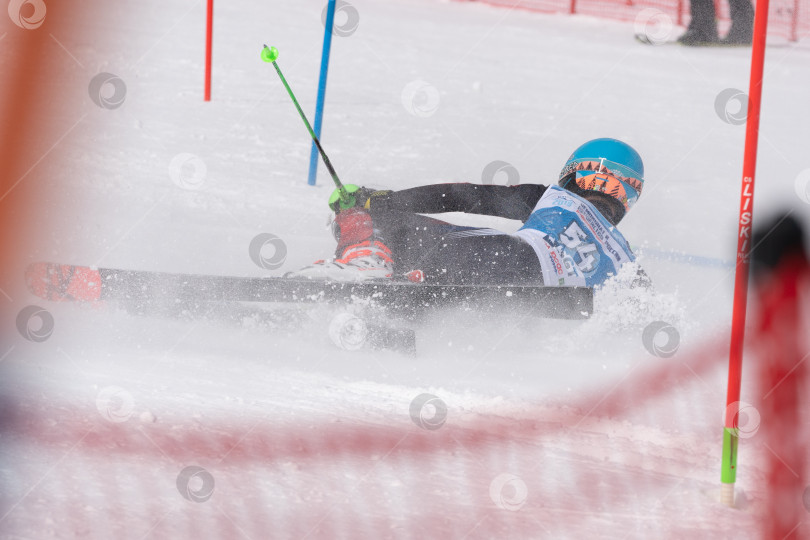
[{"left": 560, "top": 159, "right": 643, "bottom": 211}]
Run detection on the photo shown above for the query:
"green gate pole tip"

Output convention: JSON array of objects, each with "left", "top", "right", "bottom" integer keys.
[
  {"left": 721, "top": 427, "right": 739, "bottom": 484},
  {"left": 720, "top": 427, "right": 739, "bottom": 506},
  {"left": 261, "top": 45, "right": 279, "bottom": 63}
]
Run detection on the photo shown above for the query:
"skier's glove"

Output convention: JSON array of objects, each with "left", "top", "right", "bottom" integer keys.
[
  {"left": 328, "top": 185, "right": 392, "bottom": 213},
  {"left": 360, "top": 188, "right": 392, "bottom": 211}
]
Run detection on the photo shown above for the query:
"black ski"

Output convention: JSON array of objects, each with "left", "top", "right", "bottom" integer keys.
[{"left": 26, "top": 262, "right": 593, "bottom": 319}]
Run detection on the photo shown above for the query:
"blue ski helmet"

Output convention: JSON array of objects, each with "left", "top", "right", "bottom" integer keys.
[{"left": 558, "top": 138, "right": 644, "bottom": 212}]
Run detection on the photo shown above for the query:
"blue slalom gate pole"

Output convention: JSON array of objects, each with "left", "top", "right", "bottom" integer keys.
[{"left": 308, "top": 0, "right": 336, "bottom": 186}]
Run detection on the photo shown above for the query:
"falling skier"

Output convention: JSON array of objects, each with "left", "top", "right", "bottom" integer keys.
[
  {"left": 288, "top": 137, "right": 648, "bottom": 289},
  {"left": 24, "top": 139, "right": 626, "bottom": 325}
]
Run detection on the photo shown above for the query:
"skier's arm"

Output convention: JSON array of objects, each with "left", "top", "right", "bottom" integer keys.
[{"left": 368, "top": 183, "right": 547, "bottom": 221}]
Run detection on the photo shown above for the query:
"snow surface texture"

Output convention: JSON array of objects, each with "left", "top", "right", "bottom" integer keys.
[{"left": 2, "top": 0, "right": 810, "bottom": 538}]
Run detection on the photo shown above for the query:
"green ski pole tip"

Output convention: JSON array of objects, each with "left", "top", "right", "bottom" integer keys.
[{"left": 261, "top": 45, "right": 279, "bottom": 63}]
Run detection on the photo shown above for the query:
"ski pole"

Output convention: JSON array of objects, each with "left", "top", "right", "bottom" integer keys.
[{"left": 261, "top": 45, "right": 355, "bottom": 210}]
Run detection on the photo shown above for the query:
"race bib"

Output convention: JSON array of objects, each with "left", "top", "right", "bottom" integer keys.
[{"left": 514, "top": 186, "right": 635, "bottom": 287}]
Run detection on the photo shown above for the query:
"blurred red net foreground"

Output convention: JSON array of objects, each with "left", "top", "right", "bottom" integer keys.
[
  {"left": 0, "top": 339, "right": 742, "bottom": 539},
  {"left": 459, "top": 0, "right": 810, "bottom": 41},
  {"left": 2, "top": 290, "right": 808, "bottom": 540}
]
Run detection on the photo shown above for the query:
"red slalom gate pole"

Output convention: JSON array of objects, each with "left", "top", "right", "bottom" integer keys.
[
  {"left": 204, "top": 0, "right": 213, "bottom": 101},
  {"left": 720, "top": 0, "right": 770, "bottom": 507}
]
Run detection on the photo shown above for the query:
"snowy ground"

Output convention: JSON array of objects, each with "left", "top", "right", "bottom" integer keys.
[{"left": 2, "top": 0, "right": 810, "bottom": 538}]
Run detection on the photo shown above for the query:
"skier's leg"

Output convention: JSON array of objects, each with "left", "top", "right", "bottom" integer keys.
[
  {"left": 409, "top": 232, "right": 544, "bottom": 286},
  {"left": 370, "top": 210, "right": 497, "bottom": 273},
  {"left": 367, "top": 210, "right": 541, "bottom": 284},
  {"left": 287, "top": 208, "right": 394, "bottom": 281},
  {"left": 291, "top": 207, "right": 525, "bottom": 282}
]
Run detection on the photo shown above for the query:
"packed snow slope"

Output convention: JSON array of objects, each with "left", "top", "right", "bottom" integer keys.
[{"left": 2, "top": 0, "right": 809, "bottom": 538}]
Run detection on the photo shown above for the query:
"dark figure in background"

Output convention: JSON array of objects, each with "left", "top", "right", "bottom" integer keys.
[{"left": 679, "top": 0, "right": 755, "bottom": 46}]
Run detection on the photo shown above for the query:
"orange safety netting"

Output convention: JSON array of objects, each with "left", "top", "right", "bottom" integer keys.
[{"left": 461, "top": 0, "right": 809, "bottom": 41}]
